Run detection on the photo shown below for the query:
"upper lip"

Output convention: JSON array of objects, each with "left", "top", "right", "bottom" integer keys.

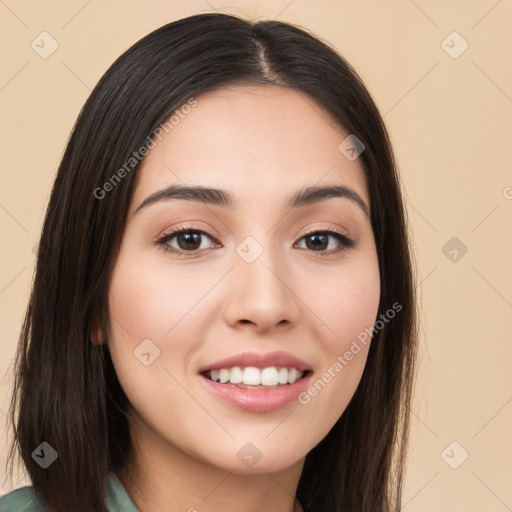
[{"left": 198, "top": 351, "right": 313, "bottom": 373}]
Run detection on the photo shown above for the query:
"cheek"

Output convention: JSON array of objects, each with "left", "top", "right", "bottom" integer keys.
[
  {"left": 107, "top": 252, "right": 211, "bottom": 343},
  {"left": 106, "top": 249, "right": 222, "bottom": 402},
  {"left": 106, "top": 252, "right": 183, "bottom": 383},
  {"left": 296, "top": 255, "right": 380, "bottom": 419},
  {"left": 308, "top": 254, "right": 381, "bottom": 351},
  {"left": 105, "top": 255, "right": 205, "bottom": 420}
]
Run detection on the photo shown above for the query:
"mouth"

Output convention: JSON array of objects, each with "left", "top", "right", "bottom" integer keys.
[
  {"left": 197, "top": 351, "right": 314, "bottom": 412},
  {"left": 201, "top": 366, "right": 312, "bottom": 389}
]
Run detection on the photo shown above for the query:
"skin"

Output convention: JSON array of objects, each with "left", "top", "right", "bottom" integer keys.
[{"left": 103, "top": 85, "right": 381, "bottom": 512}]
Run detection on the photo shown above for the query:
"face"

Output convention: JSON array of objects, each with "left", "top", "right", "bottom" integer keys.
[{"left": 106, "top": 85, "right": 380, "bottom": 475}]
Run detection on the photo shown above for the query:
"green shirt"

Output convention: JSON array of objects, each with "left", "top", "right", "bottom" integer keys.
[{"left": 0, "top": 472, "right": 139, "bottom": 512}]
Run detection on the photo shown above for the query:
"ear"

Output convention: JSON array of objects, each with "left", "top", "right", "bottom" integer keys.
[{"left": 91, "top": 323, "right": 104, "bottom": 345}]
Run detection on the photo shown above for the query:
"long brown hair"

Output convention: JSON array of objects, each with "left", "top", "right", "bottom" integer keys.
[{"left": 5, "top": 13, "right": 418, "bottom": 511}]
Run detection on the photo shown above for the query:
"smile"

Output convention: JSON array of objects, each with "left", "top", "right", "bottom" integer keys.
[{"left": 203, "top": 366, "right": 308, "bottom": 388}]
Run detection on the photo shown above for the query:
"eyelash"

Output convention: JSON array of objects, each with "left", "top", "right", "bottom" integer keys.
[{"left": 155, "top": 224, "right": 356, "bottom": 258}]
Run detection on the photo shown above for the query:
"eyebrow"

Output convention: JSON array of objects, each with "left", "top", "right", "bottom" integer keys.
[{"left": 135, "top": 183, "right": 370, "bottom": 218}]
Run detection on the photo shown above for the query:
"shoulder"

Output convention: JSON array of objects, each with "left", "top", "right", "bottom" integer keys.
[
  {"left": 0, "top": 473, "right": 137, "bottom": 512},
  {"left": 0, "top": 486, "right": 46, "bottom": 512}
]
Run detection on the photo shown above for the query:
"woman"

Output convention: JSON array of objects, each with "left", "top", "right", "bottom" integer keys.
[{"left": 1, "top": 12, "right": 417, "bottom": 512}]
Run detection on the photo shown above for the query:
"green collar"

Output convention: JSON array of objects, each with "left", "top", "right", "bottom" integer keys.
[
  {"left": 105, "top": 472, "right": 140, "bottom": 511},
  {"left": 0, "top": 472, "right": 138, "bottom": 512}
]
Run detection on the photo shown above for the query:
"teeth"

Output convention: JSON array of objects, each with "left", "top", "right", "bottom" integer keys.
[
  {"left": 243, "top": 367, "right": 261, "bottom": 385},
  {"left": 219, "top": 369, "right": 230, "bottom": 384},
  {"left": 206, "top": 366, "right": 304, "bottom": 386},
  {"left": 229, "top": 366, "right": 243, "bottom": 384},
  {"left": 287, "top": 368, "right": 299, "bottom": 384},
  {"left": 261, "top": 367, "right": 278, "bottom": 386},
  {"left": 277, "top": 367, "right": 288, "bottom": 384}
]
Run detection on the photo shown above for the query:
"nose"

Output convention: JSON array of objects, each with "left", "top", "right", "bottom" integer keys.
[{"left": 222, "top": 240, "right": 301, "bottom": 334}]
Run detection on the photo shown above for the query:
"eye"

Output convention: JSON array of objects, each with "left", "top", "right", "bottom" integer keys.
[
  {"left": 155, "top": 226, "right": 356, "bottom": 258},
  {"left": 155, "top": 226, "right": 219, "bottom": 257},
  {"left": 295, "top": 228, "right": 356, "bottom": 255}
]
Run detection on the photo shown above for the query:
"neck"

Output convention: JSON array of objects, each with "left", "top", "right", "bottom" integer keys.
[{"left": 117, "top": 411, "right": 305, "bottom": 512}]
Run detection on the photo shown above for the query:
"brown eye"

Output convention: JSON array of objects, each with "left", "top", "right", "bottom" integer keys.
[
  {"left": 156, "top": 228, "right": 219, "bottom": 255},
  {"left": 173, "top": 231, "right": 204, "bottom": 251},
  {"left": 304, "top": 233, "right": 330, "bottom": 251},
  {"left": 295, "top": 229, "right": 355, "bottom": 255}
]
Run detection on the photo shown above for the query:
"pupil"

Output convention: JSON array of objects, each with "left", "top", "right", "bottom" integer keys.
[
  {"left": 307, "top": 234, "right": 327, "bottom": 250},
  {"left": 179, "top": 232, "right": 200, "bottom": 250}
]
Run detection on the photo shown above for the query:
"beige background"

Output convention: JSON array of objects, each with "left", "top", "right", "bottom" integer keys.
[{"left": 1, "top": 0, "right": 511, "bottom": 510}]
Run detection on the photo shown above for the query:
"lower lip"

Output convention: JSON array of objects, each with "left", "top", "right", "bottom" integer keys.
[{"left": 199, "top": 373, "right": 312, "bottom": 413}]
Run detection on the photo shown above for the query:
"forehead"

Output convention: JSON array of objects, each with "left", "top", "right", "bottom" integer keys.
[{"left": 130, "top": 85, "right": 368, "bottom": 213}]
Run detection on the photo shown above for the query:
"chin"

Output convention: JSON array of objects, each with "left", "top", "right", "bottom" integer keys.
[{"left": 199, "top": 439, "right": 309, "bottom": 475}]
